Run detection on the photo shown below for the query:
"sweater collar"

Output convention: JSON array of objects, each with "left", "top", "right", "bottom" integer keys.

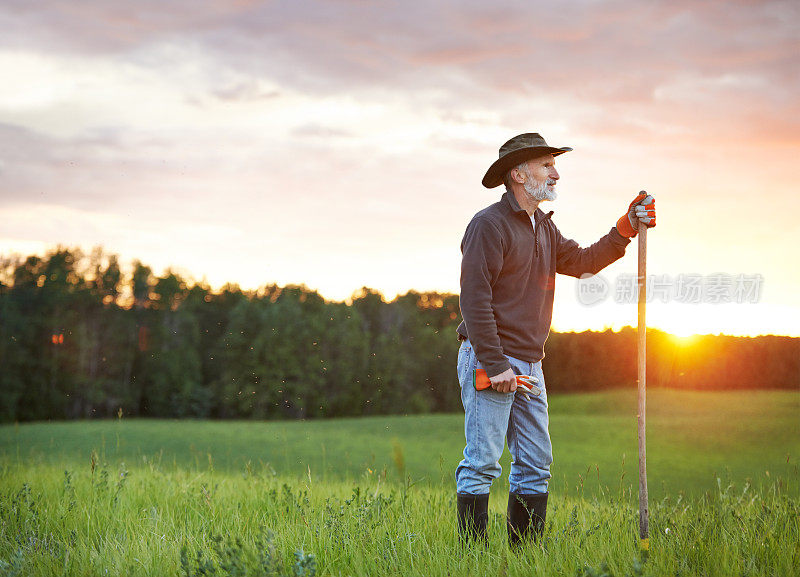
[{"left": 502, "top": 189, "right": 554, "bottom": 223}]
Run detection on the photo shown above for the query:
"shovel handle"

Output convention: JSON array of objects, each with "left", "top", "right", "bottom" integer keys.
[{"left": 637, "top": 222, "right": 650, "bottom": 545}]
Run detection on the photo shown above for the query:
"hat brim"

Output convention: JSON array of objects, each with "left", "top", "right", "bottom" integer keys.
[{"left": 482, "top": 146, "right": 572, "bottom": 188}]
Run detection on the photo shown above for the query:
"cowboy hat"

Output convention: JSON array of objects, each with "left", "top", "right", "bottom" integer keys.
[{"left": 482, "top": 133, "right": 572, "bottom": 188}]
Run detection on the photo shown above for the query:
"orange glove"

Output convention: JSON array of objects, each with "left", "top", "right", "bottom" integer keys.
[
  {"left": 616, "top": 192, "right": 656, "bottom": 238},
  {"left": 474, "top": 369, "right": 541, "bottom": 398}
]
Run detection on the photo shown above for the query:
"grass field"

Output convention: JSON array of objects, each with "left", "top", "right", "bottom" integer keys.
[{"left": 1, "top": 389, "right": 799, "bottom": 575}]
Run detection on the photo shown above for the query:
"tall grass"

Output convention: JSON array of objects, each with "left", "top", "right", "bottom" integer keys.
[
  {"left": 1, "top": 459, "right": 798, "bottom": 576},
  {"left": 2, "top": 390, "right": 798, "bottom": 575}
]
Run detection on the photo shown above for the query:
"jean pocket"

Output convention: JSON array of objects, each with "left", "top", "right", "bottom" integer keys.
[{"left": 456, "top": 343, "right": 474, "bottom": 387}]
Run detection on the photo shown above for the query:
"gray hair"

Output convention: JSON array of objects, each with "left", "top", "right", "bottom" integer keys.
[{"left": 503, "top": 161, "right": 531, "bottom": 189}]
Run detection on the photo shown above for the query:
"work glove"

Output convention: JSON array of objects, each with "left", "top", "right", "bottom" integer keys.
[
  {"left": 616, "top": 192, "right": 656, "bottom": 238},
  {"left": 474, "top": 369, "right": 541, "bottom": 400}
]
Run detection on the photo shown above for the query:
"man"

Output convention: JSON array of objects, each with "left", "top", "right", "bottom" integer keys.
[{"left": 455, "top": 133, "right": 655, "bottom": 546}]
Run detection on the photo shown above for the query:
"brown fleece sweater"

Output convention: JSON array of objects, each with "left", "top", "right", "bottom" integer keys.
[{"left": 456, "top": 191, "right": 630, "bottom": 377}]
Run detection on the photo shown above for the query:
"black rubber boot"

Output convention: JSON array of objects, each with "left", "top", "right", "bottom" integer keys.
[
  {"left": 507, "top": 492, "right": 548, "bottom": 547},
  {"left": 457, "top": 493, "right": 489, "bottom": 545}
]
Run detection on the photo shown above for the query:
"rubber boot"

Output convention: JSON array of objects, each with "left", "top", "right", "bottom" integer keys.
[
  {"left": 456, "top": 493, "right": 489, "bottom": 545},
  {"left": 507, "top": 492, "right": 547, "bottom": 547}
]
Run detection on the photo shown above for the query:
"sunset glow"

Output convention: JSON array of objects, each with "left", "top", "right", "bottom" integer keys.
[{"left": 1, "top": 1, "right": 798, "bottom": 337}]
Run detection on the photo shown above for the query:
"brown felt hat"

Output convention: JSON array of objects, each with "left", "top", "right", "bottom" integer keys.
[{"left": 482, "top": 133, "right": 572, "bottom": 188}]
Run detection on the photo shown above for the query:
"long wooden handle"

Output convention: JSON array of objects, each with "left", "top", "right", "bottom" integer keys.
[{"left": 637, "top": 222, "right": 650, "bottom": 548}]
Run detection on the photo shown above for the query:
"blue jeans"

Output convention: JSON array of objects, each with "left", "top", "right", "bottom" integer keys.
[{"left": 455, "top": 339, "right": 553, "bottom": 496}]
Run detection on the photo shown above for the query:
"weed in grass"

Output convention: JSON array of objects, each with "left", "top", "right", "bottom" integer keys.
[
  {"left": 0, "top": 548, "right": 25, "bottom": 577},
  {"left": 179, "top": 531, "right": 316, "bottom": 577},
  {"left": 61, "top": 469, "right": 77, "bottom": 515},
  {"left": 200, "top": 482, "right": 218, "bottom": 506},
  {"left": 576, "top": 562, "right": 613, "bottom": 577},
  {"left": 258, "top": 530, "right": 280, "bottom": 576},
  {"left": 180, "top": 544, "right": 217, "bottom": 576},
  {"left": 112, "top": 462, "right": 130, "bottom": 505},
  {"left": 575, "top": 558, "right": 645, "bottom": 577},
  {"left": 211, "top": 534, "right": 248, "bottom": 577},
  {"left": 292, "top": 549, "right": 316, "bottom": 577}
]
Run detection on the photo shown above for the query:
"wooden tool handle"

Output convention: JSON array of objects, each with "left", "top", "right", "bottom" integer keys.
[{"left": 637, "top": 222, "right": 650, "bottom": 545}]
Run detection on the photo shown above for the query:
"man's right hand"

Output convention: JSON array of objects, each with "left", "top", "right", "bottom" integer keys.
[{"left": 490, "top": 368, "right": 517, "bottom": 393}]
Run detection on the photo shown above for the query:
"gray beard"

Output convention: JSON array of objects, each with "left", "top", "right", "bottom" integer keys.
[{"left": 523, "top": 177, "right": 557, "bottom": 202}]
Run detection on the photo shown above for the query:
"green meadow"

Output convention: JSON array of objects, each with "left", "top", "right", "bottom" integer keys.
[
  {"left": 5, "top": 389, "right": 798, "bottom": 498},
  {"left": 1, "top": 389, "right": 799, "bottom": 576}
]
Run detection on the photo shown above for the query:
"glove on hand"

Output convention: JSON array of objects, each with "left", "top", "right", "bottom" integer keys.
[{"left": 616, "top": 192, "right": 656, "bottom": 238}]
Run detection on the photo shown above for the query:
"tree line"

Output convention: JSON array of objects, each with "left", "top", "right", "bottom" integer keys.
[{"left": 0, "top": 247, "right": 797, "bottom": 422}]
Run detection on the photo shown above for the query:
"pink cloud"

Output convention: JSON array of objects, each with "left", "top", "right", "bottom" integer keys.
[{"left": 1, "top": 0, "right": 798, "bottom": 310}]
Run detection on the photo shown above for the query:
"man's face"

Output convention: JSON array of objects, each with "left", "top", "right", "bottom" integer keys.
[{"left": 517, "top": 154, "right": 560, "bottom": 202}]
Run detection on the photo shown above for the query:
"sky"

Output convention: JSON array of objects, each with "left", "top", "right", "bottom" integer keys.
[{"left": 1, "top": 0, "right": 798, "bottom": 337}]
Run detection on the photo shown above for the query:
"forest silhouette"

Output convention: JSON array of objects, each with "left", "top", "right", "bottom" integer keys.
[{"left": 1, "top": 247, "right": 797, "bottom": 422}]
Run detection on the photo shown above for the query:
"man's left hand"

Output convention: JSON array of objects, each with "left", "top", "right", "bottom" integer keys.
[{"left": 616, "top": 192, "right": 656, "bottom": 238}]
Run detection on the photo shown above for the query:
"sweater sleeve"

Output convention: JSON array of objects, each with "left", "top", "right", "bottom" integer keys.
[
  {"left": 555, "top": 225, "right": 631, "bottom": 278},
  {"left": 459, "top": 216, "right": 513, "bottom": 377}
]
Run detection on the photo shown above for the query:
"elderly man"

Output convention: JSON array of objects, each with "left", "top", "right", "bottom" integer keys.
[{"left": 455, "top": 133, "right": 655, "bottom": 546}]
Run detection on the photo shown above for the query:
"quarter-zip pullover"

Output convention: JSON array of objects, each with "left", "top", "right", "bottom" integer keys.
[{"left": 456, "top": 190, "right": 631, "bottom": 377}]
